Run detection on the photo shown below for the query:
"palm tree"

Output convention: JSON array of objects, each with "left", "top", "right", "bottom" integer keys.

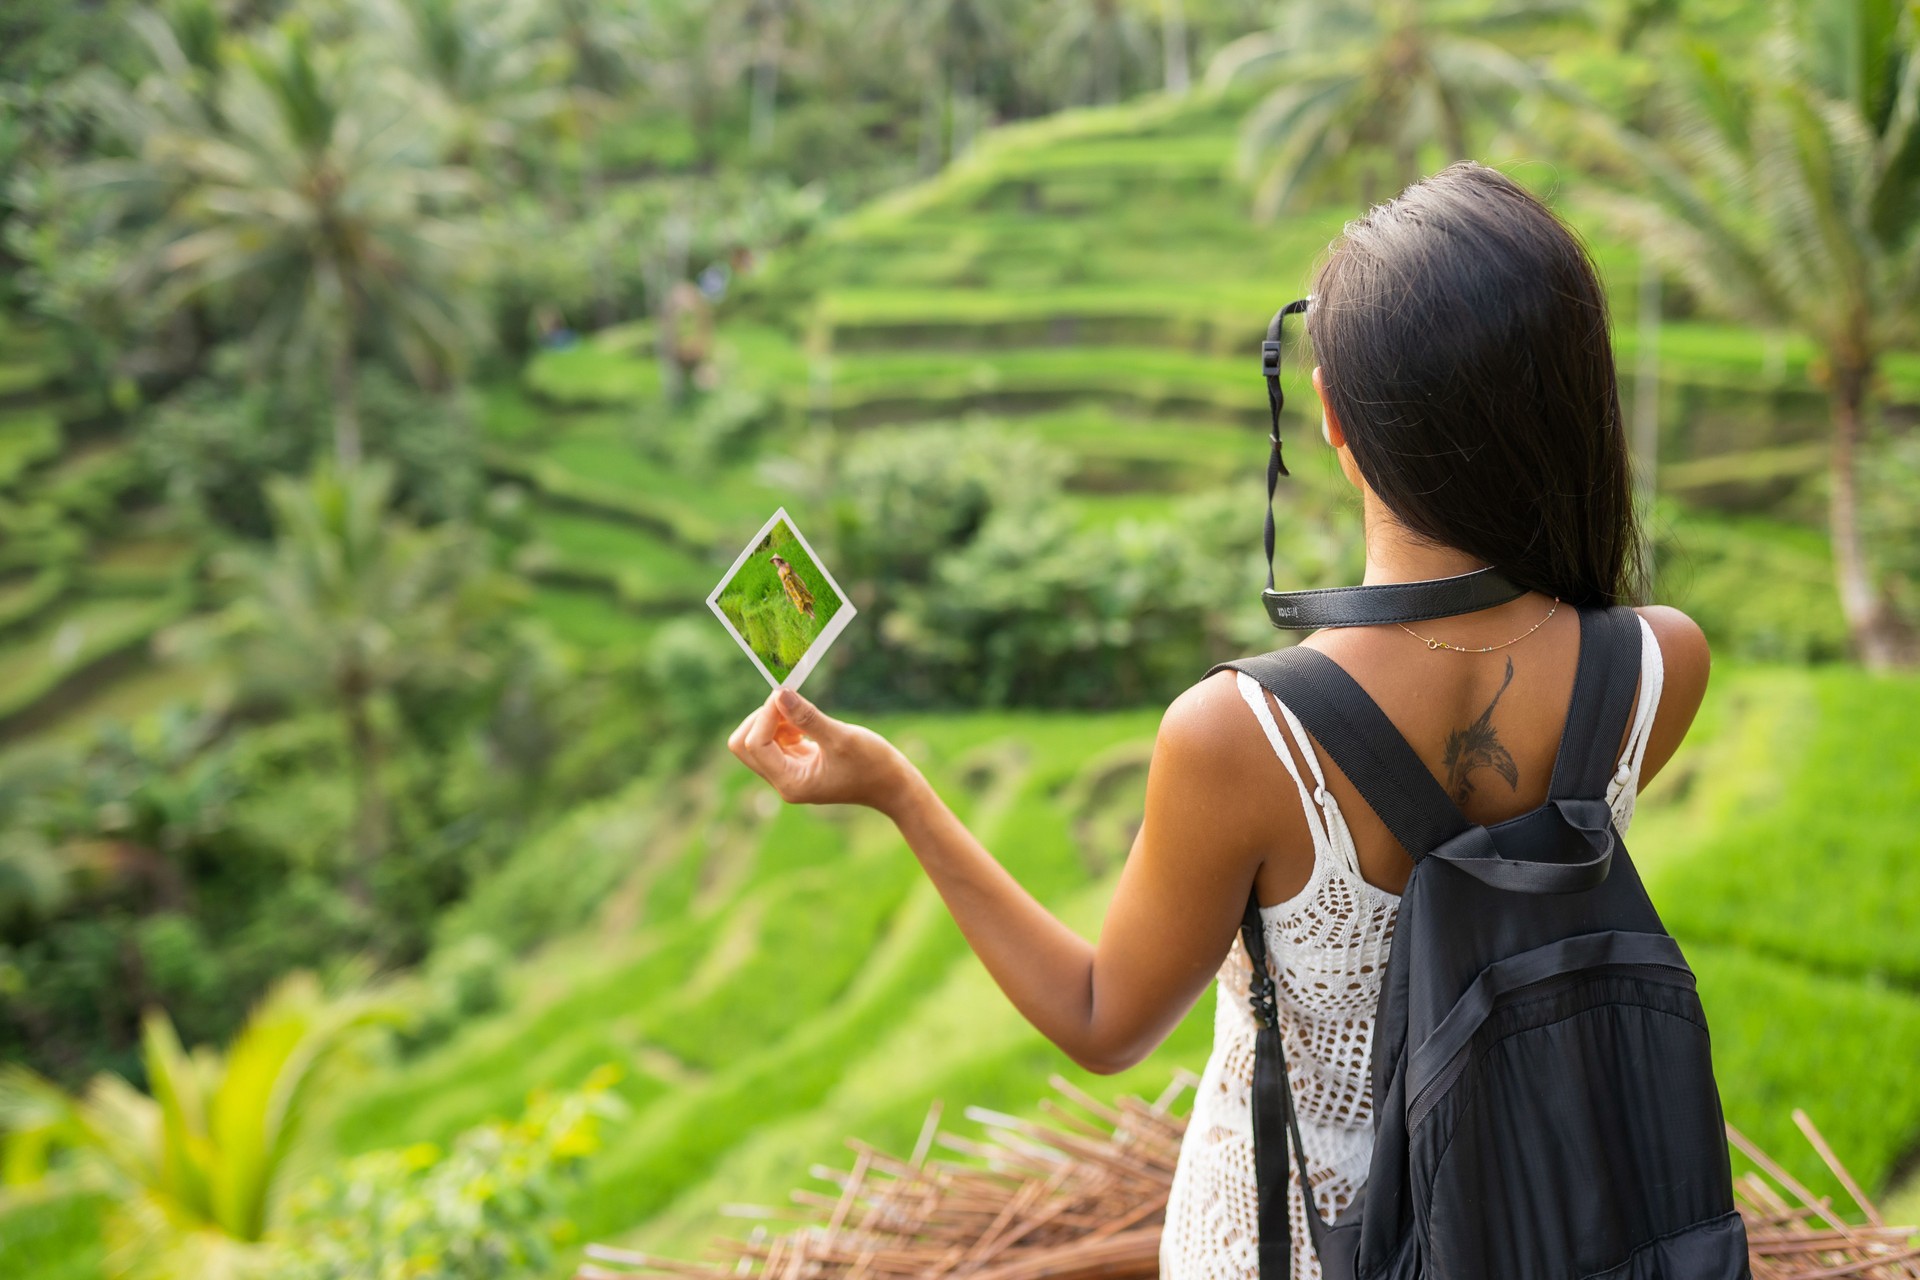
[
  {"left": 205, "top": 462, "right": 514, "bottom": 875},
  {"left": 1161, "top": 0, "right": 1191, "bottom": 97},
  {"left": 893, "top": 0, "right": 1015, "bottom": 170},
  {"left": 742, "top": 0, "right": 796, "bottom": 153},
  {"left": 0, "top": 972, "right": 402, "bottom": 1280},
  {"left": 1577, "top": 0, "right": 1920, "bottom": 668},
  {"left": 1032, "top": 0, "right": 1156, "bottom": 108},
  {"left": 1204, "top": 0, "right": 1579, "bottom": 218},
  {"left": 85, "top": 20, "right": 484, "bottom": 469},
  {"left": 368, "top": 0, "right": 567, "bottom": 180}
]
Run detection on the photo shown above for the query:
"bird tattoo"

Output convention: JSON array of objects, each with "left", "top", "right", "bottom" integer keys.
[
  {"left": 769, "top": 553, "right": 816, "bottom": 619},
  {"left": 1442, "top": 656, "right": 1519, "bottom": 807}
]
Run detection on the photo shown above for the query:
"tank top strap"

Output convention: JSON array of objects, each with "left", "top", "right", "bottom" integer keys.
[
  {"left": 1608, "top": 613, "right": 1667, "bottom": 829},
  {"left": 1229, "top": 610, "right": 1668, "bottom": 875},
  {"left": 1233, "top": 671, "right": 1366, "bottom": 882}
]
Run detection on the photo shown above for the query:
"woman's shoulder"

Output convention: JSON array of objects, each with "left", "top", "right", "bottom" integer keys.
[{"left": 1630, "top": 604, "right": 1712, "bottom": 789}]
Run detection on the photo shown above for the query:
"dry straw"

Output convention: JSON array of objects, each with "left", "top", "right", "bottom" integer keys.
[{"left": 578, "top": 1074, "right": 1918, "bottom": 1280}]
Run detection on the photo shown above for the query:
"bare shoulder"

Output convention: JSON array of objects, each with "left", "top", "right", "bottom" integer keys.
[
  {"left": 1631, "top": 604, "right": 1712, "bottom": 786},
  {"left": 1153, "top": 669, "right": 1276, "bottom": 805},
  {"left": 1149, "top": 668, "right": 1315, "bottom": 896},
  {"left": 1158, "top": 668, "right": 1260, "bottom": 756}
]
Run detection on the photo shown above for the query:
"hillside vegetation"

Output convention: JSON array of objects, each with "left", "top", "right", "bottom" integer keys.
[{"left": 3, "top": 65, "right": 1917, "bottom": 1280}]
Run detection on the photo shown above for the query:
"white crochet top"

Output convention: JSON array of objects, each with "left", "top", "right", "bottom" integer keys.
[{"left": 1160, "top": 616, "right": 1666, "bottom": 1280}]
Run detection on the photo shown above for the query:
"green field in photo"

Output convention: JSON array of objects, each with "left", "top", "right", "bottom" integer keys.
[{"left": 713, "top": 520, "right": 845, "bottom": 680}]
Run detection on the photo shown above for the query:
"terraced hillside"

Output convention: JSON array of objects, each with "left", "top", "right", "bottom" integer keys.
[
  {"left": 454, "top": 91, "right": 1916, "bottom": 681},
  {"left": 3, "top": 88, "right": 1918, "bottom": 1280},
  {"left": 0, "top": 316, "right": 203, "bottom": 750},
  {"left": 319, "top": 90, "right": 1920, "bottom": 1262},
  {"left": 305, "top": 664, "right": 1920, "bottom": 1272},
  {"left": 6, "top": 90, "right": 1913, "bottom": 740}
]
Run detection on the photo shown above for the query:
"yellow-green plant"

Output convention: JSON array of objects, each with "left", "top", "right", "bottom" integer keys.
[
  {"left": 0, "top": 971, "right": 404, "bottom": 1280},
  {"left": 265, "top": 1067, "right": 625, "bottom": 1280}
]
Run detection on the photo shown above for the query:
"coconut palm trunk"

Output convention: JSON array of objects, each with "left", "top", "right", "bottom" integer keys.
[
  {"left": 341, "top": 676, "right": 388, "bottom": 891},
  {"left": 1828, "top": 360, "right": 1915, "bottom": 668},
  {"left": 749, "top": 6, "right": 784, "bottom": 153},
  {"left": 330, "top": 320, "right": 363, "bottom": 470},
  {"left": 1162, "top": 0, "right": 1189, "bottom": 96}
]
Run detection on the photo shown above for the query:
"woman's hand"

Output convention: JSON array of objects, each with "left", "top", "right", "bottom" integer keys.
[{"left": 727, "top": 686, "right": 919, "bottom": 814}]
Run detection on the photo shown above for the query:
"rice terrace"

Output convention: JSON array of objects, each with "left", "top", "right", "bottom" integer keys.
[{"left": 1, "top": 0, "right": 1918, "bottom": 1277}]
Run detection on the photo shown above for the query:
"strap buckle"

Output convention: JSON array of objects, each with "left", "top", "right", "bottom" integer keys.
[{"left": 1261, "top": 339, "right": 1283, "bottom": 380}]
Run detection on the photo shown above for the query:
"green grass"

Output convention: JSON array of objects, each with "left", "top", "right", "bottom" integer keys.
[
  {"left": 321, "top": 665, "right": 1920, "bottom": 1273},
  {"left": 0, "top": 657, "right": 211, "bottom": 759},
  {"left": 1688, "top": 941, "right": 1920, "bottom": 1200},
  {"left": 525, "top": 585, "right": 661, "bottom": 650},
  {"left": 14, "top": 665, "right": 1920, "bottom": 1274},
  {"left": 0, "top": 1185, "right": 107, "bottom": 1280},
  {"left": 524, "top": 508, "right": 716, "bottom": 604},
  {"left": 483, "top": 418, "right": 784, "bottom": 550},
  {"left": 319, "top": 706, "right": 1190, "bottom": 1270},
  {"left": 82, "top": 532, "right": 195, "bottom": 594},
  {"left": 0, "top": 361, "right": 53, "bottom": 399},
  {"left": 1645, "top": 667, "right": 1920, "bottom": 987},
  {"left": 712, "top": 519, "right": 844, "bottom": 681},
  {"left": 526, "top": 343, "right": 664, "bottom": 408},
  {"left": 0, "top": 568, "right": 66, "bottom": 633},
  {"left": 0, "top": 409, "right": 61, "bottom": 487},
  {"left": 0, "top": 592, "right": 191, "bottom": 725},
  {"left": 1651, "top": 507, "right": 1852, "bottom": 663}
]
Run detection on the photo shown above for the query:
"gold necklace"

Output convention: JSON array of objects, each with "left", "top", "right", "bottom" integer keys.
[{"left": 1397, "top": 597, "right": 1559, "bottom": 652}]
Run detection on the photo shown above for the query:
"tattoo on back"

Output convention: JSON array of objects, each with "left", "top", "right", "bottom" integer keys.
[{"left": 1443, "top": 656, "right": 1520, "bottom": 807}]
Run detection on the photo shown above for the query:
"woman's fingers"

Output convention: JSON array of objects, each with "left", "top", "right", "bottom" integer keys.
[
  {"left": 728, "top": 690, "right": 808, "bottom": 800},
  {"left": 727, "top": 687, "right": 905, "bottom": 811},
  {"left": 742, "top": 690, "right": 781, "bottom": 754},
  {"left": 727, "top": 703, "right": 761, "bottom": 756}
]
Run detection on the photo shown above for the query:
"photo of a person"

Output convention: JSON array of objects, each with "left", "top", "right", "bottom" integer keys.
[{"left": 707, "top": 509, "right": 854, "bottom": 690}]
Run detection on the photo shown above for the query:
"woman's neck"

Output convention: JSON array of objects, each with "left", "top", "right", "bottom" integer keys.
[{"left": 1358, "top": 490, "right": 1492, "bottom": 587}]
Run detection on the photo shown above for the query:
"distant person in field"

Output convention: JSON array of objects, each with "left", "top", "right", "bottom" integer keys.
[
  {"left": 728, "top": 161, "right": 1715, "bottom": 1280},
  {"left": 770, "top": 554, "right": 815, "bottom": 619}
]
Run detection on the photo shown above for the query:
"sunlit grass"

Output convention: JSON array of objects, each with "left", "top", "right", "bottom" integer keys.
[{"left": 525, "top": 585, "right": 660, "bottom": 650}]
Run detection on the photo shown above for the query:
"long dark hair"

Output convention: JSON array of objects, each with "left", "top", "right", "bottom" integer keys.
[{"left": 1305, "top": 160, "right": 1647, "bottom": 608}]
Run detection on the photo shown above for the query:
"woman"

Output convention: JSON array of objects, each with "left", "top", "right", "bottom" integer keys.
[{"left": 726, "top": 160, "right": 1711, "bottom": 1279}]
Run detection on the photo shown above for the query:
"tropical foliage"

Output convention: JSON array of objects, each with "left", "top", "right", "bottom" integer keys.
[
  {"left": 0, "top": 972, "right": 401, "bottom": 1279},
  {"left": 1574, "top": 0, "right": 1920, "bottom": 668},
  {"left": 1, "top": 0, "right": 1918, "bottom": 1276},
  {"left": 1204, "top": 0, "right": 1581, "bottom": 216},
  {"left": 264, "top": 1071, "right": 624, "bottom": 1280}
]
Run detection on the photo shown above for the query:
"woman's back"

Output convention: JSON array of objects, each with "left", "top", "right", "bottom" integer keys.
[{"left": 1160, "top": 602, "right": 1707, "bottom": 1279}]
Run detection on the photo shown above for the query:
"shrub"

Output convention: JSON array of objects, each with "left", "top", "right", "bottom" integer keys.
[{"left": 266, "top": 1072, "right": 626, "bottom": 1280}]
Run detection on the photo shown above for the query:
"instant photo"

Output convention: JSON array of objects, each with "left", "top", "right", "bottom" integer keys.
[{"left": 706, "top": 507, "right": 855, "bottom": 692}]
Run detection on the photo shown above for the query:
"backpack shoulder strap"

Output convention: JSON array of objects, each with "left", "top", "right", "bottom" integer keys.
[
  {"left": 1546, "top": 604, "right": 1646, "bottom": 801},
  {"left": 1205, "top": 646, "right": 1468, "bottom": 861}
]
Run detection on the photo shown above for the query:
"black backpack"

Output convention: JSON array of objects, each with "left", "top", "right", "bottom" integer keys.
[{"left": 1203, "top": 602, "right": 1751, "bottom": 1280}]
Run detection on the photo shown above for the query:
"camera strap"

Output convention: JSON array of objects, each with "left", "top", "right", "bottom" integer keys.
[{"left": 1257, "top": 298, "right": 1527, "bottom": 630}]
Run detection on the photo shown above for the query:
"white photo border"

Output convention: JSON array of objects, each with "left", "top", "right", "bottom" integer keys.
[{"left": 705, "top": 505, "right": 858, "bottom": 693}]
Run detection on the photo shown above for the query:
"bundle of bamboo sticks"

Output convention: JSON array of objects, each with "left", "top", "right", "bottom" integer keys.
[
  {"left": 577, "top": 1072, "right": 1917, "bottom": 1280},
  {"left": 1732, "top": 1112, "right": 1920, "bottom": 1277}
]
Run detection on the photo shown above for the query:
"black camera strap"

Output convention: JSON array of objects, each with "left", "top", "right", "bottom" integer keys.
[{"left": 1257, "top": 298, "right": 1527, "bottom": 630}]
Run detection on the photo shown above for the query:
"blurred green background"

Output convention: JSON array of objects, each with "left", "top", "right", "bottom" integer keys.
[{"left": 1, "top": 0, "right": 1918, "bottom": 1275}]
